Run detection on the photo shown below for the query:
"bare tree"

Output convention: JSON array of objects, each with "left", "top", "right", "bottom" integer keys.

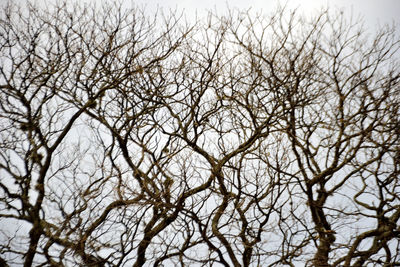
[{"left": 0, "top": 2, "right": 399, "bottom": 266}]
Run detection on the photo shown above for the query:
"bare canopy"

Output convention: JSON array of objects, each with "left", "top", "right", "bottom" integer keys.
[{"left": 0, "top": 2, "right": 399, "bottom": 266}]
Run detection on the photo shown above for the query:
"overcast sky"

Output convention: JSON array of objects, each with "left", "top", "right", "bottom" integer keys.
[
  {"left": 130, "top": 0, "right": 400, "bottom": 31},
  {"left": 8, "top": 0, "right": 400, "bottom": 31}
]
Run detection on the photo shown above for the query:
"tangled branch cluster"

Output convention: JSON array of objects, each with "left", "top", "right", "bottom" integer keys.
[{"left": 0, "top": 2, "right": 399, "bottom": 266}]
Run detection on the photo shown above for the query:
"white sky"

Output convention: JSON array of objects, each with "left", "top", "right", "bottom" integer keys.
[
  {"left": 130, "top": 0, "right": 400, "bottom": 31},
  {"left": 9, "top": 0, "right": 400, "bottom": 31}
]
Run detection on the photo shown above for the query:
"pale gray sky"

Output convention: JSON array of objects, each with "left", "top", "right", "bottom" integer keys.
[
  {"left": 7, "top": 0, "right": 400, "bottom": 30},
  {"left": 130, "top": 0, "right": 400, "bottom": 31}
]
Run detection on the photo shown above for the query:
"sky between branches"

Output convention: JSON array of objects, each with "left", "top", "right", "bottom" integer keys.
[
  {"left": 9, "top": 0, "right": 400, "bottom": 30},
  {"left": 129, "top": 0, "right": 399, "bottom": 30}
]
